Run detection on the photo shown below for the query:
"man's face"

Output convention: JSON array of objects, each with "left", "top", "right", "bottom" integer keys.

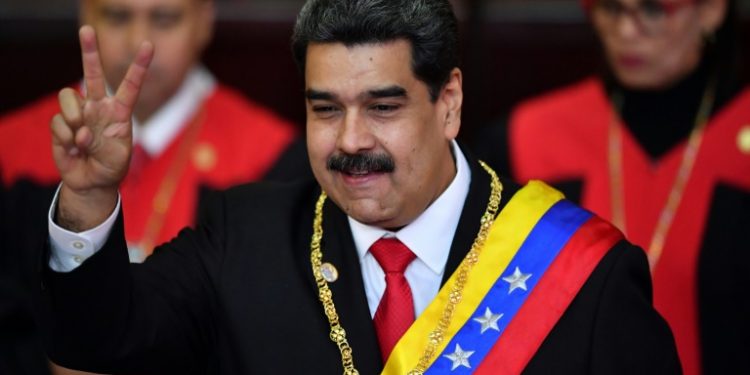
[
  {"left": 81, "top": 0, "right": 214, "bottom": 121},
  {"left": 305, "top": 40, "right": 463, "bottom": 229}
]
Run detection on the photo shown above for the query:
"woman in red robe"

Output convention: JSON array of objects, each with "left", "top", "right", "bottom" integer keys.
[{"left": 476, "top": 1, "right": 749, "bottom": 374}]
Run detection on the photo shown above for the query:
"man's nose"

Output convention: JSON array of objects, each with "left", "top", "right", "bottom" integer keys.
[
  {"left": 336, "top": 110, "right": 376, "bottom": 155},
  {"left": 127, "top": 19, "right": 152, "bottom": 54}
]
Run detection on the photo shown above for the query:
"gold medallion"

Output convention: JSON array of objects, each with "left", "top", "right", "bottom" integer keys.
[{"left": 320, "top": 262, "right": 339, "bottom": 283}]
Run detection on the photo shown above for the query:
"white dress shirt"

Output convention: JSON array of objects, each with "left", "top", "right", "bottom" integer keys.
[
  {"left": 349, "top": 141, "right": 470, "bottom": 317},
  {"left": 131, "top": 66, "right": 216, "bottom": 158},
  {"left": 47, "top": 141, "right": 472, "bottom": 319}
]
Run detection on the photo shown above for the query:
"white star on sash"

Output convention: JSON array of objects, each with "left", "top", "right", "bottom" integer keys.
[
  {"left": 443, "top": 343, "right": 475, "bottom": 371},
  {"left": 502, "top": 266, "right": 532, "bottom": 294},
  {"left": 473, "top": 307, "right": 503, "bottom": 334}
]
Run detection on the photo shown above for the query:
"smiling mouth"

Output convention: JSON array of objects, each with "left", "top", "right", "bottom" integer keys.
[
  {"left": 337, "top": 169, "right": 390, "bottom": 187},
  {"left": 341, "top": 169, "right": 387, "bottom": 177},
  {"left": 346, "top": 170, "right": 371, "bottom": 176}
]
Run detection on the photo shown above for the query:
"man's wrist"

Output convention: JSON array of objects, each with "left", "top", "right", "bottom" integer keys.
[{"left": 57, "top": 184, "right": 118, "bottom": 232}]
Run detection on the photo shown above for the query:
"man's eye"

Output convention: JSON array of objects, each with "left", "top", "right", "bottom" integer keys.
[
  {"left": 313, "top": 105, "right": 337, "bottom": 113},
  {"left": 151, "top": 11, "right": 182, "bottom": 29},
  {"left": 101, "top": 9, "right": 131, "bottom": 26},
  {"left": 312, "top": 105, "right": 341, "bottom": 118},
  {"left": 370, "top": 104, "right": 399, "bottom": 113}
]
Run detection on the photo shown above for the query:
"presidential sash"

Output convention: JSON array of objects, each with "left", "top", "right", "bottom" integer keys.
[{"left": 382, "top": 181, "right": 623, "bottom": 374}]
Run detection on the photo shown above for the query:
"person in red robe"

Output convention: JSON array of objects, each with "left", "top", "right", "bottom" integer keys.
[
  {"left": 473, "top": 0, "right": 748, "bottom": 374},
  {"left": 0, "top": 1, "right": 298, "bottom": 374}
]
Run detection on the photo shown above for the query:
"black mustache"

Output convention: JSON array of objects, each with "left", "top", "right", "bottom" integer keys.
[{"left": 327, "top": 153, "right": 395, "bottom": 174}]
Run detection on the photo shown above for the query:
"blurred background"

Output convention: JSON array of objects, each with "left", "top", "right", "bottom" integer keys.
[{"left": 1, "top": 0, "right": 749, "bottom": 139}]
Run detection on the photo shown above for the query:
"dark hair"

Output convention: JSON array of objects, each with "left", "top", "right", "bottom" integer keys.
[{"left": 291, "top": 0, "right": 459, "bottom": 102}]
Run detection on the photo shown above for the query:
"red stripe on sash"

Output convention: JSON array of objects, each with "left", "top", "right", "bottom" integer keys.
[{"left": 474, "top": 216, "right": 623, "bottom": 374}]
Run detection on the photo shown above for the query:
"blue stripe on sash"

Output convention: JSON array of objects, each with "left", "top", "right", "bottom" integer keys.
[{"left": 424, "top": 200, "right": 592, "bottom": 374}]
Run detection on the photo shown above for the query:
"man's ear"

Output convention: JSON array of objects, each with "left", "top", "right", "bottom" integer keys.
[
  {"left": 698, "top": 0, "right": 727, "bottom": 36},
  {"left": 440, "top": 67, "right": 463, "bottom": 140},
  {"left": 195, "top": 0, "right": 216, "bottom": 53}
]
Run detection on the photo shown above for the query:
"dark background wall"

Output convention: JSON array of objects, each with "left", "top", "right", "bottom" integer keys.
[{"left": 1, "top": 0, "right": 749, "bottom": 141}]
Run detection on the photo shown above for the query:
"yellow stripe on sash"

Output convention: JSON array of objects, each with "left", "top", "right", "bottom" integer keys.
[{"left": 382, "top": 181, "right": 564, "bottom": 374}]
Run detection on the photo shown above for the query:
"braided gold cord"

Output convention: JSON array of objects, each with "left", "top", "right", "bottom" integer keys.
[
  {"left": 310, "top": 192, "right": 360, "bottom": 375},
  {"left": 408, "top": 161, "right": 502, "bottom": 374}
]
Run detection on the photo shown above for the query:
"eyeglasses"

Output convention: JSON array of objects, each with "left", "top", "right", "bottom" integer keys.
[{"left": 593, "top": 0, "right": 694, "bottom": 35}]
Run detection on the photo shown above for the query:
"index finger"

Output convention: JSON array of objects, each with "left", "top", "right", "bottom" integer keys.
[
  {"left": 79, "top": 25, "right": 107, "bottom": 100},
  {"left": 114, "top": 40, "right": 154, "bottom": 113}
]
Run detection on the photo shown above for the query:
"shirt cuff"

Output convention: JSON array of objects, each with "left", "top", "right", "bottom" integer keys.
[{"left": 48, "top": 184, "right": 121, "bottom": 272}]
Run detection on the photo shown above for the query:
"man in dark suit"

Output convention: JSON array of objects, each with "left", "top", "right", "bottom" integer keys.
[{"left": 34, "top": 0, "right": 681, "bottom": 373}]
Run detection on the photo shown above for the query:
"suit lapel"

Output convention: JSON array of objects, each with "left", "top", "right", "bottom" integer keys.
[
  {"left": 319, "top": 199, "right": 384, "bottom": 374},
  {"left": 442, "top": 152, "right": 519, "bottom": 285}
]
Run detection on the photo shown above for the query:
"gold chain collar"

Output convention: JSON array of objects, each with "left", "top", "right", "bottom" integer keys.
[{"left": 310, "top": 161, "right": 503, "bottom": 375}]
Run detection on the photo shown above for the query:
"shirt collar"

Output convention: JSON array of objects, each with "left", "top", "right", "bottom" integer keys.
[
  {"left": 348, "top": 140, "right": 472, "bottom": 274},
  {"left": 130, "top": 66, "right": 216, "bottom": 157}
]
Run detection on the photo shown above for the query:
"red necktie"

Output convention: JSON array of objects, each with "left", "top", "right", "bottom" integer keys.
[{"left": 370, "top": 237, "right": 416, "bottom": 362}]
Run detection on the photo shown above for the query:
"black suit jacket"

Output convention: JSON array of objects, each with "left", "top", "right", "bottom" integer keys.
[{"left": 33, "top": 159, "right": 681, "bottom": 374}]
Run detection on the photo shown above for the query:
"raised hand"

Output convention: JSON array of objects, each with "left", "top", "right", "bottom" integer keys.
[{"left": 51, "top": 25, "right": 154, "bottom": 231}]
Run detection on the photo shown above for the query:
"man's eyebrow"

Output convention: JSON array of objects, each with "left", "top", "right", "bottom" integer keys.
[
  {"left": 366, "top": 86, "right": 407, "bottom": 99},
  {"left": 305, "top": 89, "right": 335, "bottom": 101},
  {"left": 100, "top": 5, "right": 131, "bottom": 16},
  {"left": 305, "top": 86, "right": 407, "bottom": 101}
]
